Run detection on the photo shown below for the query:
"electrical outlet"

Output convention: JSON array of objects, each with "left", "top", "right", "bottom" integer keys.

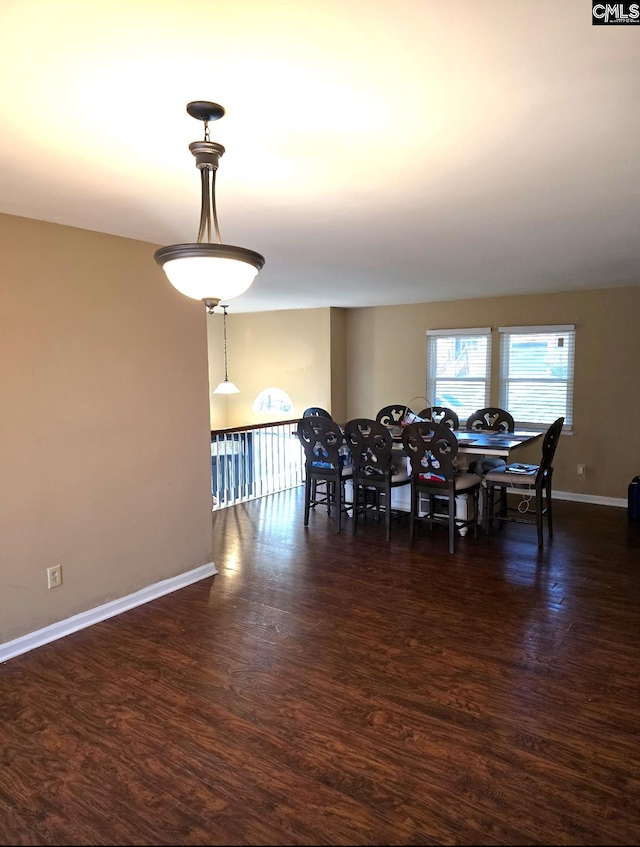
[
  {"left": 47, "top": 565, "right": 62, "bottom": 589},
  {"left": 577, "top": 464, "right": 586, "bottom": 477}
]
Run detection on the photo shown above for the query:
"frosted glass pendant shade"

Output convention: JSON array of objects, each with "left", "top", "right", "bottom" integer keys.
[
  {"left": 213, "top": 379, "right": 240, "bottom": 395},
  {"left": 154, "top": 244, "right": 264, "bottom": 307}
]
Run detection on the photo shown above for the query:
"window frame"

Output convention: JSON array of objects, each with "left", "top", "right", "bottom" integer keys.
[
  {"left": 498, "top": 324, "right": 575, "bottom": 432},
  {"left": 425, "top": 327, "right": 492, "bottom": 424}
]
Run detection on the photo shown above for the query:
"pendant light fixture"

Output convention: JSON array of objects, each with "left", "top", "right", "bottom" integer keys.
[
  {"left": 213, "top": 305, "right": 240, "bottom": 395},
  {"left": 155, "top": 101, "right": 265, "bottom": 314}
]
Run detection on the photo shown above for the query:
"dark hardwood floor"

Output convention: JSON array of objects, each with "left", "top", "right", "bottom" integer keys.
[{"left": 2, "top": 489, "right": 640, "bottom": 846}]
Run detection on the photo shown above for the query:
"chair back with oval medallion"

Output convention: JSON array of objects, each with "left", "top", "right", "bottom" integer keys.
[{"left": 466, "top": 406, "right": 514, "bottom": 432}]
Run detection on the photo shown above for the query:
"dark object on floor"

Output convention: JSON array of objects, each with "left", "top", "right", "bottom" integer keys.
[{"left": 629, "top": 476, "right": 640, "bottom": 521}]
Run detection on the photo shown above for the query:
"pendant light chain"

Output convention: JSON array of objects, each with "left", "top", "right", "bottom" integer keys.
[
  {"left": 212, "top": 302, "right": 240, "bottom": 394},
  {"left": 222, "top": 305, "right": 230, "bottom": 381}
]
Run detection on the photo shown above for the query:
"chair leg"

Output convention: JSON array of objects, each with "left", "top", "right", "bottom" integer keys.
[
  {"left": 336, "top": 474, "right": 342, "bottom": 533},
  {"left": 473, "top": 487, "right": 479, "bottom": 539},
  {"left": 546, "top": 477, "right": 554, "bottom": 538},
  {"left": 352, "top": 480, "right": 363, "bottom": 533},
  {"left": 385, "top": 482, "right": 391, "bottom": 543},
  {"left": 486, "top": 483, "right": 494, "bottom": 533},
  {"left": 536, "top": 493, "right": 543, "bottom": 547},
  {"left": 352, "top": 482, "right": 358, "bottom": 535},
  {"left": 499, "top": 486, "right": 507, "bottom": 530},
  {"left": 304, "top": 477, "right": 312, "bottom": 526},
  {"left": 448, "top": 489, "right": 456, "bottom": 554},
  {"left": 409, "top": 484, "right": 416, "bottom": 546}
]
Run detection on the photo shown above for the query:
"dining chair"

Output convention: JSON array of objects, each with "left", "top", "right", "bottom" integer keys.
[
  {"left": 483, "top": 416, "right": 565, "bottom": 547},
  {"left": 344, "top": 418, "right": 410, "bottom": 542},
  {"left": 466, "top": 406, "right": 515, "bottom": 432},
  {"left": 375, "top": 404, "right": 411, "bottom": 432},
  {"left": 297, "top": 415, "right": 353, "bottom": 533},
  {"left": 301, "top": 407, "right": 333, "bottom": 502},
  {"left": 418, "top": 406, "right": 459, "bottom": 430},
  {"left": 303, "top": 406, "right": 332, "bottom": 419},
  {"left": 401, "top": 421, "right": 482, "bottom": 554}
]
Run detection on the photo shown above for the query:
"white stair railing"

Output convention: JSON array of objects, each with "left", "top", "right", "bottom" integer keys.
[{"left": 211, "top": 419, "right": 304, "bottom": 509}]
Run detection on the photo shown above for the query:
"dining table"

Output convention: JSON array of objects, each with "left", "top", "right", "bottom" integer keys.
[
  {"left": 449, "top": 428, "right": 543, "bottom": 458},
  {"left": 388, "top": 426, "right": 544, "bottom": 533},
  {"left": 388, "top": 425, "right": 542, "bottom": 458}
]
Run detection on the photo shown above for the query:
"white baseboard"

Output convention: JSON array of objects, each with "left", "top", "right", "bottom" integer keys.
[
  {"left": 0, "top": 562, "right": 218, "bottom": 665},
  {"left": 398, "top": 487, "right": 626, "bottom": 510},
  {"left": 491, "top": 487, "right": 626, "bottom": 509},
  {"left": 553, "top": 490, "right": 626, "bottom": 508}
]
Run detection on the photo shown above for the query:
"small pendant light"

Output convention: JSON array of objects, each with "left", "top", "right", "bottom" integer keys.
[{"left": 213, "top": 305, "right": 240, "bottom": 394}]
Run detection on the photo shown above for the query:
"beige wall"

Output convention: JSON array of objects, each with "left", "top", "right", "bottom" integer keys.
[
  {"left": 0, "top": 214, "right": 214, "bottom": 645},
  {"left": 345, "top": 286, "right": 640, "bottom": 500},
  {"left": 207, "top": 307, "right": 333, "bottom": 428},
  {"left": 330, "top": 308, "right": 348, "bottom": 425}
]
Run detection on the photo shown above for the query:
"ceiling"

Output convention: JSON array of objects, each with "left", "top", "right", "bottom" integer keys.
[{"left": 1, "top": 0, "right": 639, "bottom": 313}]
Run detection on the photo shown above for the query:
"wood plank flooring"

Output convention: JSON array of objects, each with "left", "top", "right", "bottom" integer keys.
[{"left": 2, "top": 489, "right": 640, "bottom": 845}]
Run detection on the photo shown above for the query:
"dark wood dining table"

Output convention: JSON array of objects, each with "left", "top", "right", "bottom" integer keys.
[
  {"left": 342, "top": 423, "right": 544, "bottom": 536},
  {"left": 388, "top": 425, "right": 542, "bottom": 458},
  {"left": 449, "top": 429, "right": 543, "bottom": 458}
]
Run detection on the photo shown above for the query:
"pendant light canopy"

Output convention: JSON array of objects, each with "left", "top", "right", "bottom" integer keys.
[
  {"left": 155, "top": 101, "right": 265, "bottom": 314},
  {"left": 213, "top": 305, "right": 240, "bottom": 395}
]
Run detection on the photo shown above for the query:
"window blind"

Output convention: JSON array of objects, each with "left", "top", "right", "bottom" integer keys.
[
  {"left": 426, "top": 328, "right": 491, "bottom": 421},
  {"left": 498, "top": 325, "right": 575, "bottom": 430}
]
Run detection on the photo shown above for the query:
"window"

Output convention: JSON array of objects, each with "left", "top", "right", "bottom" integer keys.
[
  {"left": 426, "top": 328, "right": 491, "bottom": 421},
  {"left": 252, "top": 387, "right": 294, "bottom": 416},
  {"left": 499, "top": 325, "right": 575, "bottom": 430}
]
